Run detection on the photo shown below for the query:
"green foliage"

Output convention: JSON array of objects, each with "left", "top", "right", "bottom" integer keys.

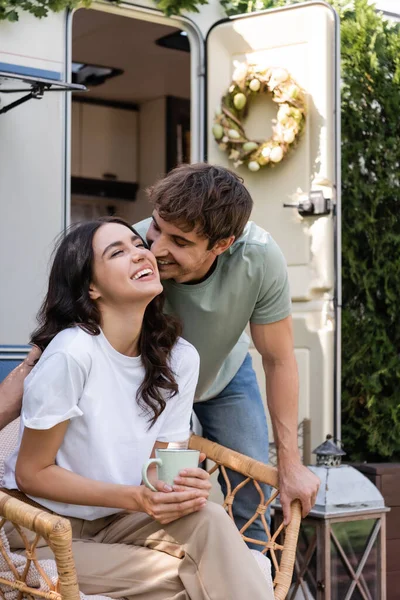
[
  {"left": 337, "top": 0, "right": 400, "bottom": 461},
  {"left": 0, "top": 0, "right": 280, "bottom": 21},
  {"left": 153, "top": 0, "right": 208, "bottom": 16},
  {"left": 0, "top": 0, "right": 92, "bottom": 22},
  {"left": 0, "top": 0, "right": 283, "bottom": 20},
  {"left": 220, "top": 0, "right": 284, "bottom": 17},
  {"left": 0, "top": 0, "right": 204, "bottom": 20}
]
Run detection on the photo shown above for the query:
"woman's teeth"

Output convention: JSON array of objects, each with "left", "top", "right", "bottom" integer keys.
[{"left": 132, "top": 268, "right": 153, "bottom": 280}]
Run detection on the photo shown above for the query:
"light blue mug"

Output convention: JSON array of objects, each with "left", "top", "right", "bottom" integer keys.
[{"left": 142, "top": 448, "right": 200, "bottom": 492}]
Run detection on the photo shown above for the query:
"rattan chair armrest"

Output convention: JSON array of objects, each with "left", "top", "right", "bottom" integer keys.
[
  {"left": 0, "top": 490, "right": 80, "bottom": 600},
  {"left": 273, "top": 498, "right": 301, "bottom": 600},
  {"left": 189, "top": 434, "right": 279, "bottom": 487}
]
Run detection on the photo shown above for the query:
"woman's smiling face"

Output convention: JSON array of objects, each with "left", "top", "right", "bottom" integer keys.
[{"left": 89, "top": 222, "right": 163, "bottom": 307}]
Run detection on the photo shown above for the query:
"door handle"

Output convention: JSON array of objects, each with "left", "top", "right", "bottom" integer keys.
[{"left": 283, "top": 190, "right": 331, "bottom": 217}]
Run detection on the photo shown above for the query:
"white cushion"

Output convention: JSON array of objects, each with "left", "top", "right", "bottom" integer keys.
[
  {"left": 0, "top": 419, "right": 19, "bottom": 484},
  {"left": 250, "top": 549, "right": 274, "bottom": 597}
]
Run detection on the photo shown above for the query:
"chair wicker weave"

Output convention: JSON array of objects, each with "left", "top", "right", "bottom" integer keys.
[
  {"left": 189, "top": 434, "right": 301, "bottom": 600},
  {"left": 0, "top": 490, "right": 80, "bottom": 600},
  {"left": 0, "top": 429, "right": 300, "bottom": 600}
]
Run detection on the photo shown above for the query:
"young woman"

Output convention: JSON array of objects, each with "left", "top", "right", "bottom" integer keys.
[{"left": 3, "top": 217, "right": 268, "bottom": 600}]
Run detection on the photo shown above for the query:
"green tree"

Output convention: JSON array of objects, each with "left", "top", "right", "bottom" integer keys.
[
  {"left": 0, "top": 0, "right": 90, "bottom": 22},
  {"left": 336, "top": 0, "right": 400, "bottom": 461},
  {"left": 220, "top": 0, "right": 285, "bottom": 17}
]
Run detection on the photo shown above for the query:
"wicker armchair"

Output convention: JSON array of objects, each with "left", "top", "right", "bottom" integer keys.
[{"left": 0, "top": 432, "right": 301, "bottom": 600}]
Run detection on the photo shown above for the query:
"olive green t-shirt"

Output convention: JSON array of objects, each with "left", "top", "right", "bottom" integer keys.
[{"left": 134, "top": 219, "right": 291, "bottom": 401}]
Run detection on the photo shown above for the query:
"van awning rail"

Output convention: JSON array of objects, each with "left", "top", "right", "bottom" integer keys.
[{"left": 0, "top": 71, "right": 86, "bottom": 115}]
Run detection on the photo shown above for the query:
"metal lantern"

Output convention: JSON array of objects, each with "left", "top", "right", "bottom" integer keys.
[{"left": 274, "top": 436, "right": 388, "bottom": 600}]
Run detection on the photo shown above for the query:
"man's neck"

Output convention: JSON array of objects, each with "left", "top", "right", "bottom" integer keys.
[{"left": 183, "top": 256, "right": 218, "bottom": 285}]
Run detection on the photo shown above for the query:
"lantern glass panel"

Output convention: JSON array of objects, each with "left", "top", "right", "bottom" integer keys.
[
  {"left": 330, "top": 519, "right": 379, "bottom": 600},
  {"left": 351, "top": 588, "right": 366, "bottom": 600},
  {"left": 330, "top": 536, "right": 353, "bottom": 599}
]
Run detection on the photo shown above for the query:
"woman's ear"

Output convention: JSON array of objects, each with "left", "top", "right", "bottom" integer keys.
[{"left": 88, "top": 283, "right": 101, "bottom": 301}]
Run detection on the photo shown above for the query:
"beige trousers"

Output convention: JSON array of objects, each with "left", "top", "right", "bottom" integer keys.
[{"left": 8, "top": 502, "right": 269, "bottom": 600}]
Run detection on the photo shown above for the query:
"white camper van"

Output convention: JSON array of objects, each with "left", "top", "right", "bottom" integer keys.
[{"left": 0, "top": 0, "right": 340, "bottom": 455}]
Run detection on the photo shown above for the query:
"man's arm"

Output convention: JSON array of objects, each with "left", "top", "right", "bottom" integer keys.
[
  {"left": 0, "top": 346, "right": 41, "bottom": 429},
  {"left": 250, "top": 316, "right": 320, "bottom": 524}
]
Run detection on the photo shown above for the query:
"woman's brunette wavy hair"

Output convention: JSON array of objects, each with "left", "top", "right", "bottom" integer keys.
[{"left": 31, "top": 217, "right": 181, "bottom": 427}]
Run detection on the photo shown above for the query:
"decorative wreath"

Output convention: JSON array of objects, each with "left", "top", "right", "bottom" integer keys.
[{"left": 212, "top": 63, "right": 306, "bottom": 172}]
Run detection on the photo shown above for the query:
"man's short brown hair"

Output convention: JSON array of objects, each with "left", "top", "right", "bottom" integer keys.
[{"left": 147, "top": 163, "right": 253, "bottom": 249}]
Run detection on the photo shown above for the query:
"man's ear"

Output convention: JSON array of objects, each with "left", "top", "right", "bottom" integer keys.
[
  {"left": 88, "top": 283, "right": 101, "bottom": 301},
  {"left": 211, "top": 236, "right": 235, "bottom": 257}
]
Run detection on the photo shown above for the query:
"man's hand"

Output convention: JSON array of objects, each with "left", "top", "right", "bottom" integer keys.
[
  {"left": 136, "top": 483, "right": 207, "bottom": 524},
  {"left": 279, "top": 459, "right": 320, "bottom": 525},
  {"left": 25, "top": 345, "right": 42, "bottom": 367}
]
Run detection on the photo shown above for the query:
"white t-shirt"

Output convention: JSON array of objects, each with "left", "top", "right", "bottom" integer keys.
[{"left": 3, "top": 327, "right": 199, "bottom": 520}]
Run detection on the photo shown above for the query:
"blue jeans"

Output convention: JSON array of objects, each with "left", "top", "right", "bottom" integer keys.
[{"left": 193, "top": 353, "right": 270, "bottom": 550}]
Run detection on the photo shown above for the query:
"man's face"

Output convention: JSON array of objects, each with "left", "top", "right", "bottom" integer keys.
[{"left": 146, "top": 211, "right": 217, "bottom": 283}]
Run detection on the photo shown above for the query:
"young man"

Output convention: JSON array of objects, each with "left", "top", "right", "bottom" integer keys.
[
  {"left": 0, "top": 163, "right": 319, "bottom": 542},
  {"left": 140, "top": 163, "right": 319, "bottom": 536}
]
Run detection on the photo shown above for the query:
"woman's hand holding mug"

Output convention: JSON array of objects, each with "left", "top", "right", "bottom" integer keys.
[
  {"left": 139, "top": 448, "right": 211, "bottom": 524},
  {"left": 171, "top": 452, "right": 211, "bottom": 499}
]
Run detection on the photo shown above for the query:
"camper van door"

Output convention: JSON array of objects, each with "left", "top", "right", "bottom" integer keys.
[{"left": 205, "top": 2, "right": 340, "bottom": 452}]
